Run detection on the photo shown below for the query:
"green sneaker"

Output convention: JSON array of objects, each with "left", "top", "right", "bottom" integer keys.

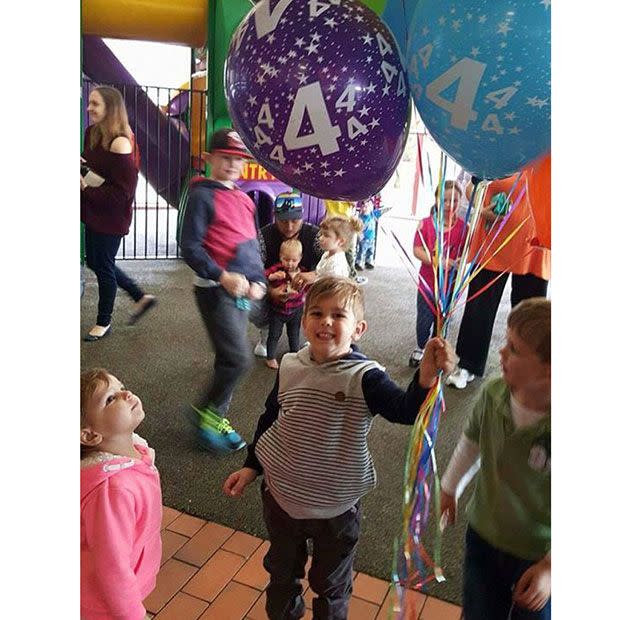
[{"left": 191, "top": 405, "right": 246, "bottom": 453}]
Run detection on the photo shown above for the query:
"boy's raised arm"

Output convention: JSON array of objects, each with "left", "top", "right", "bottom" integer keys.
[{"left": 362, "top": 338, "right": 456, "bottom": 425}]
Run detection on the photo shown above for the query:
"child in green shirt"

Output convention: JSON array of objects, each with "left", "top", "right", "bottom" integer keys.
[{"left": 441, "top": 298, "right": 551, "bottom": 619}]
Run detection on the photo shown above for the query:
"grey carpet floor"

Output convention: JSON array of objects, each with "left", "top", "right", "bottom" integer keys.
[{"left": 80, "top": 258, "right": 512, "bottom": 605}]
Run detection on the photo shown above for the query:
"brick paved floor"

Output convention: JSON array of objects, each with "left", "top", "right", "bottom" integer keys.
[{"left": 145, "top": 506, "right": 463, "bottom": 620}]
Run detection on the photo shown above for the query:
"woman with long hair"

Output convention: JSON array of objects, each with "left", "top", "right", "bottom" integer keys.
[{"left": 81, "top": 86, "right": 156, "bottom": 341}]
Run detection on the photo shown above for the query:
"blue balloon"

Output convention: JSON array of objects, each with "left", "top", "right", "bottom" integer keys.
[
  {"left": 407, "top": 0, "right": 550, "bottom": 179},
  {"left": 379, "top": 0, "right": 421, "bottom": 62}
]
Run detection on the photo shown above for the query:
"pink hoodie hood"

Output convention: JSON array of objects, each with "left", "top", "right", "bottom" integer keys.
[{"left": 81, "top": 435, "right": 162, "bottom": 620}]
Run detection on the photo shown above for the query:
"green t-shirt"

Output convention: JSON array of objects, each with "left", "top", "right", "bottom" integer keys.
[{"left": 464, "top": 378, "right": 550, "bottom": 561}]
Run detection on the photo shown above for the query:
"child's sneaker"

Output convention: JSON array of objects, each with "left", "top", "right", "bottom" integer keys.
[
  {"left": 192, "top": 405, "right": 246, "bottom": 453},
  {"left": 355, "top": 262, "right": 364, "bottom": 271},
  {"left": 408, "top": 348, "right": 423, "bottom": 367},
  {"left": 445, "top": 367, "right": 475, "bottom": 389},
  {"left": 254, "top": 340, "right": 267, "bottom": 358},
  {"left": 354, "top": 275, "right": 368, "bottom": 285}
]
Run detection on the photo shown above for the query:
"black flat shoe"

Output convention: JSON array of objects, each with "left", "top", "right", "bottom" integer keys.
[
  {"left": 128, "top": 296, "right": 157, "bottom": 325},
  {"left": 84, "top": 325, "right": 111, "bottom": 342}
]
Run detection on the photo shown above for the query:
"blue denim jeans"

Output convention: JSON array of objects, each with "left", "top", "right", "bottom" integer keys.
[
  {"left": 415, "top": 291, "right": 435, "bottom": 349},
  {"left": 84, "top": 227, "right": 144, "bottom": 326},
  {"left": 463, "top": 527, "right": 551, "bottom": 620},
  {"left": 356, "top": 237, "right": 375, "bottom": 267}
]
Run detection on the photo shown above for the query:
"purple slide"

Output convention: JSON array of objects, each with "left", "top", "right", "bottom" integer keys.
[{"left": 82, "top": 35, "right": 190, "bottom": 207}]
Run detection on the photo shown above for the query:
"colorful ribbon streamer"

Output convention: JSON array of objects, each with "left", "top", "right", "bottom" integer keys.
[{"left": 384, "top": 153, "right": 531, "bottom": 618}]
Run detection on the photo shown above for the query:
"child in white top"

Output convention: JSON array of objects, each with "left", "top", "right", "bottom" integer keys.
[{"left": 294, "top": 216, "right": 363, "bottom": 288}]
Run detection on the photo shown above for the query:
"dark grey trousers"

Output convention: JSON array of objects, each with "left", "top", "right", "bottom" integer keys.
[
  {"left": 266, "top": 307, "right": 303, "bottom": 360},
  {"left": 193, "top": 286, "right": 253, "bottom": 415},
  {"left": 261, "top": 484, "right": 361, "bottom": 620}
]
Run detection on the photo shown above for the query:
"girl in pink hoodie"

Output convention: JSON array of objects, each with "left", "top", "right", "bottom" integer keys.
[{"left": 80, "top": 368, "right": 162, "bottom": 620}]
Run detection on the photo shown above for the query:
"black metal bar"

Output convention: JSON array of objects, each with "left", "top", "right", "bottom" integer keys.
[{"left": 155, "top": 86, "right": 160, "bottom": 258}]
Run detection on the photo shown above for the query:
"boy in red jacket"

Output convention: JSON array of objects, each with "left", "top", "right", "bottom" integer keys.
[{"left": 179, "top": 128, "right": 266, "bottom": 453}]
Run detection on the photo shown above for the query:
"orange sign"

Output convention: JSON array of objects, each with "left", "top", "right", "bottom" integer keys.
[{"left": 240, "top": 162, "right": 279, "bottom": 181}]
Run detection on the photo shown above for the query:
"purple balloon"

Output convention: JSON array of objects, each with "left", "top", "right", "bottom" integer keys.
[{"left": 225, "top": 0, "right": 410, "bottom": 201}]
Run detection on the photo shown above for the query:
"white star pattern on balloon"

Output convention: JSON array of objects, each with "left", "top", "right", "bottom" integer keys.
[
  {"left": 452, "top": 19, "right": 461, "bottom": 31},
  {"left": 470, "top": 47, "right": 480, "bottom": 57},
  {"left": 225, "top": 0, "right": 410, "bottom": 199}
]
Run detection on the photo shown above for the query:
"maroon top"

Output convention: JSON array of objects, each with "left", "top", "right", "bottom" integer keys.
[
  {"left": 264, "top": 263, "right": 308, "bottom": 316},
  {"left": 81, "top": 127, "right": 139, "bottom": 236}
]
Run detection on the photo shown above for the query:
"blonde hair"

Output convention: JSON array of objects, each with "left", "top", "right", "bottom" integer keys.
[
  {"left": 81, "top": 368, "right": 111, "bottom": 458},
  {"left": 304, "top": 276, "right": 365, "bottom": 321},
  {"left": 280, "top": 238, "right": 302, "bottom": 257},
  {"left": 320, "top": 215, "right": 363, "bottom": 245},
  {"left": 507, "top": 298, "right": 551, "bottom": 364},
  {"left": 431, "top": 180, "right": 463, "bottom": 214},
  {"left": 88, "top": 86, "right": 135, "bottom": 154}
]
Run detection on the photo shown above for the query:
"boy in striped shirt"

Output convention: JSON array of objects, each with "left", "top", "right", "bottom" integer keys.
[{"left": 223, "top": 277, "right": 456, "bottom": 620}]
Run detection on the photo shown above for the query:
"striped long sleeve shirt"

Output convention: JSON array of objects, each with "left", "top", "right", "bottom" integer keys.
[{"left": 244, "top": 347, "right": 428, "bottom": 519}]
